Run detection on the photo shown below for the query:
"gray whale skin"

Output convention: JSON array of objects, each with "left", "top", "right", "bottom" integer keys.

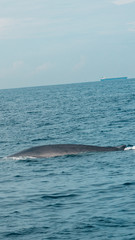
[{"left": 8, "top": 144, "right": 126, "bottom": 158}]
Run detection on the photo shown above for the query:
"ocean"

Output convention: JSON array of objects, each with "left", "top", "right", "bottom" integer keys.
[{"left": 0, "top": 80, "right": 135, "bottom": 239}]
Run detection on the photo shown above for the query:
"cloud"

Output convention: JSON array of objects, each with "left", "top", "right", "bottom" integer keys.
[
  {"left": 0, "top": 18, "right": 15, "bottom": 35},
  {"left": 74, "top": 56, "right": 86, "bottom": 71},
  {"left": 128, "top": 22, "right": 135, "bottom": 31},
  {"left": 35, "top": 63, "right": 52, "bottom": 73},
  {"left": 113, "top": 0, "right": 135, "bottom": 5},
  {"left": 0, "top": 18, "right": 30, "bottom": 39},
  {"left": 12, "top": 61, "right": 24, "bottom": 70},
  {"left": 0, "top": 17, "right": 56, "bottom": 39},
  {"left": 0, "top": 61, "right": 24, "bottom": 79}
]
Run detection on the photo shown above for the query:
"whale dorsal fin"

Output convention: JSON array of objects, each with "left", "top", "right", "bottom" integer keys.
[{"left": 117, "top": 145, "right": 126, "bottom": 150}]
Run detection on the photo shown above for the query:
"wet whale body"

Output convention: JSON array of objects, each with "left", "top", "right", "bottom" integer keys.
[{"left": 8, "top": 144, "right": 126, "bottom": 159}]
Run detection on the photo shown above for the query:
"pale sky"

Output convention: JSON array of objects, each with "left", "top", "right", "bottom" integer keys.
[{"left": 0, "top": 0, "right": 135, "bottom": 89}]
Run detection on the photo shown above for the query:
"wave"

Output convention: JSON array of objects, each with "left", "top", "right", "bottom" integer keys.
[
  {"left": 124, "top": 146, "right": 135, "bottom": 151},
  {"left": 4, "top": 156, "right": 36, "bottom": 160}
]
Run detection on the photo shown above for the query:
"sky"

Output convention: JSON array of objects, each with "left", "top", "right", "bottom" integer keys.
[{"left": 0, "top": 0, "right": 135, "bottom": 89}]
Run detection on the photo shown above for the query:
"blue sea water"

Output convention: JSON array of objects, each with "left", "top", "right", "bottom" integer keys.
[{"left": 0, "top": 80, "right": 135, "bottom": 239}]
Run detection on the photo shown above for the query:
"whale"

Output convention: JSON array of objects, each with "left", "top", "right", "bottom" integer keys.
[{"left": 8, "top": 144, "right": 126, "bottom": 159}]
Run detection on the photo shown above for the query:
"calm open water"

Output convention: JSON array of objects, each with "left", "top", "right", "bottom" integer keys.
[{"left": 1, "top": 80, "right": 135, "bottom": 239}]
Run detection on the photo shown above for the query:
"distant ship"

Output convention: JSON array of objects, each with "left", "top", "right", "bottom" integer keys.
[{"left": 100, "top": 77, "right": 128, "bottom": 81}]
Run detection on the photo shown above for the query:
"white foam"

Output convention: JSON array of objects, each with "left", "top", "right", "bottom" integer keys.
[
  {"left": 124, "top": 146, "right": 135, "bottom": 151},
  {"left": 6, "top": 156, "right": 36, "bottom": 160}
]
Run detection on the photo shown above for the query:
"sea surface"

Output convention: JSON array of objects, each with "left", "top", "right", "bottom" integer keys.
[{"left": 1, "top": 80, "right": 135, "bottom": 239}]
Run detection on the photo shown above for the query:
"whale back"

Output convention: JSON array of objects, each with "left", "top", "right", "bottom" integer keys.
[{"left": 8, "top": 144, "right": 126, "bottom": 159}]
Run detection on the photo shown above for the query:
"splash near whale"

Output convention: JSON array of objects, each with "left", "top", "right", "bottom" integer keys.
[{"left": 8, "top": 144, "right": 126, "bottom": 159}]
